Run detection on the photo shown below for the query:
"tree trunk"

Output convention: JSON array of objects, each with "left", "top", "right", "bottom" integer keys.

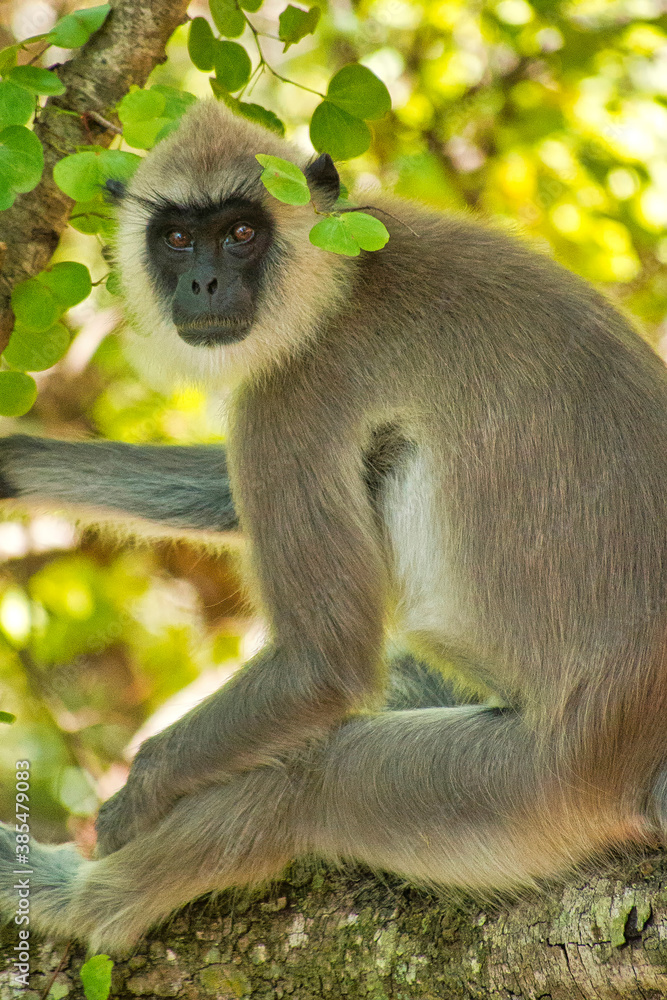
[
  {"left": 2, "top": 852, "right": 667, "bottom": 999},
  {"left": 0, "top": 0, "right": 190, "bottom": 349}
]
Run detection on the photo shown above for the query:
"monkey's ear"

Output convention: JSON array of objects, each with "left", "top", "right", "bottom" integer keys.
[
  {"left": 304, "top": 153, "right": 340, "bottom": 207},
  {"left": 104, "top": 178, "right": 127, "bottom": 203}
]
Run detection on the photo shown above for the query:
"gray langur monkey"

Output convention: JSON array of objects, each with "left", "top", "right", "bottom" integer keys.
[{"left": 2, "top": 99, "right": 667, "bottom": 952}]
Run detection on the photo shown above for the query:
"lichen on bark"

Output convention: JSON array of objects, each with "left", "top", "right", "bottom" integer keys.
[{"left": 2, "top": 852, "right": 667, "bottom": 999}]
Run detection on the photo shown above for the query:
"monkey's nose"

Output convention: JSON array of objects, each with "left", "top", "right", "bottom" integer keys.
[{"left": 191, "top": 277, "right": 218, "bottom": 296}]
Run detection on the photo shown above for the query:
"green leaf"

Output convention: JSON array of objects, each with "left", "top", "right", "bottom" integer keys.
[
  {"left": 240, "top": 0, "right": 263, "bottom": 10},
  {"left": 49, "top": 4, "right": 110, "bottom": 48},
  {"left": 150, "top": 85, "right": 197, "bottom": 119},
  {"left": 256, "top": 154, "right": 310, "bottom": 205},
  {"left": 38, "top": 262, "right": 91, "bottom": 309},
  {"left": 3, "top": 322, "right": 70, "bottom": 372},
  {"left": 210, "top": 85, "right": 285, "bottom": 135},
  {"left": 326, "top": 64, "right": 390, "bottom": 120},
  {"left": 54, "top": 148, "right": 140, "bottom": 200},
  {"left": 309, "top": 215, "right": 359, "bottom": 256},
  {"left": 126, "top": 116, "right": 171, "bottom": 149},
  {"left": 8, "top": 66, "right": 66, "bottom": 96},
  {"left": 210, "top": 0, "right": 245, "bottom": 38},
  {"left": 150, "top": 87, "right": 197, "bottom": 143},
  {"left": 80, "top": 954, "right": 113, "bottom": 1000},
  {"left": 0, "top": 44, "right": 22, "bottom": 77},
  {"left": 0, "top": 125, "right": 43, "bottom": 206},
  {"left": 0, "top": 711, "right": 16, "bottom": 724},
  {"left": 69, "top": 195, "right": 115, "bottom": 236},
  {"left": 0, "top": 372, "right": 37, "bottom": 417},
  {"left": 278, "top": 5, "right": 320, "bottom": 51},
  {"left": 11, "top": 279, "right": 61, "bottom": 332},
  {"left": 340, "top": 211, "right": 389, "bottom": 250},
  {"left": 310, "top": 102, "right": 370, "bottom": 160},
  {"left": 0, "top": 81, "right": 34, "bottom": 128},
  {"left": 106, "top": 270, "right": 122, "bottom": 295},
  {"left": 188, "top": 17, "right": 217, "bottom": 71},
  {"left": 97, "top": 148, "right": 141, "bottom": 185},
  {"left": 118, "top": 88, "right": 165, "bottom": 123},
  {"left": 117, "top": 88, "right": 169, "bottom": 149},
  {"left": 0, "top": 125, "right": 43, "bottom": 188},
  {"left": 214, "top": 41, "right": 252, "bottom": 92},
  {"left": 53, "top": 151, "right": 101, "bottom": 201},
  {"left": 116, "top": 87, "right": 191, "bottom": 149},
  {"left": 237, "top": 102, "right": 284, "bottom": 135}
]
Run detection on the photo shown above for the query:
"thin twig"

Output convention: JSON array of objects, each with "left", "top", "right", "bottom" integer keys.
[
  {"left": 339, "top": 205, "right": 422, "bottom": 237},
  {"left": 39, "top": 944, "right": 72, "bottom": 1000},
  {"left": 86, "top": 110, "right": 123, "bottom": 135}
]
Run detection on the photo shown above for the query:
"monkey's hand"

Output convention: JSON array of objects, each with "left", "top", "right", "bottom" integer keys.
[
  {"left": 95, "top": 740, "right": 176, "bottom": 855},
  {"left": 95, "top": 785, "right": 148, "bottom": 856},
  {"left": 95, "top": 727, "right": 235, "bottom": 855}
]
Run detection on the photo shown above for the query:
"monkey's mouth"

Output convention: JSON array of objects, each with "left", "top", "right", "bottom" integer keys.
[{"left": 176, "top": 319, "right": 251, "bottom": 347}]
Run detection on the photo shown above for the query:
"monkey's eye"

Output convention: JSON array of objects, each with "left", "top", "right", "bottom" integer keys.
[
  {"left": 165, "top": 230, "right": 194, "bottom": 250},
  {"left": 226, "top": 223, "right": 255, "bottom": 245}
]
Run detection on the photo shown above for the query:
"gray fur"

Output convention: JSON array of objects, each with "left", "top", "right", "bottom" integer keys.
[
  {"left": 2, "top": 99, "right": 667, "bottom": 951},
  {"left": 0, "top": 436, "right": 237, "bottom": 532}
]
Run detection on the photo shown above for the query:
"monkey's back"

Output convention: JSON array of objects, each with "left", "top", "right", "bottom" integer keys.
[{"left": 311, "top": 205, "right": 667, "bottom": 745}]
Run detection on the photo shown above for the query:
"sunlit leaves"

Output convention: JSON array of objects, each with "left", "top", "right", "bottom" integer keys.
[
  {"left": 254, "top": 154, "right": 389, "bottom": 256},
  {"left": 326, "top": 64, "right": 391, "bottom": 119},
  {"left": 7, "top": 66, "right": 65, "bottom": 96},
  {"left": 11, "top": 279, "right": 60, "bottom": 332},
  {"left": 310, "top": 103, "right": 371, "bottom": 161},
  {"left": 310, "top": 212, "right": 389, "bottom": 256},
  {"left": 0, "top": 81, "right": 35, "bottom": 128},
  {"left": 0, "top": 711, "right": 16, "bottom": 724},
  {"left": 188, "top": 17, "right": 217, "bottom": 72},
  {"left": 118, "top": 88, "right": 169, "bottom": 149},
  {"left": 278, "top": 5, "right": 321, "bottom": 51},
  {"left": 116, "top": 86, "right": 196, "bottom": 149},
  {"left": 310, "top": 65, "right": 390, "bottom": 160},
  {"left": 49, "top": 4, "right": 110, "bottom": 48},
  {"left": 52, "top": 148, "right": 135, "bottom": 236},
  {"left": 212, "top": 86, "right": 285, "bottom": 136},
  {"left": 308, "top": 214, "right": 358, "bottom": 255},
  {"left": 54, "top": 152, "right": 99, "bottom": 201},
  {"left": 256, "top": 154, "right": 311, "bottom": 204},
  {"left": 0, "top": 125, "right": 43, "bottom": 208},
  {"left": 3, "top": 322, "right": 70, "bottom": 372},
  {"left": 39, "top": 262, "right": 92, "bottom": 310},
  {"left": 0, "top": 44, "right": 22, "bottom": 76},
  {"left": 53, "top": 148, "right": 140, "bottom": 200},
  {"left": 0, "top": 371, "right": 37, "bottom": 417},
  {"left": 210, "top": 0, "right": 245, "bottom": 39},
  {"left": 80, "top": 954, "right": 113, "bottom": 1000},
  {"left": 214, "top": 41, "right": 252, "bottom": 92},
  {"left": 2, "top": 262, "right": 92, "bottom": 401}
]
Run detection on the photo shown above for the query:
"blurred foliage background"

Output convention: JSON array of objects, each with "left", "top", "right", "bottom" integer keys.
[{"left": 1, "top": 0, "right": 666, "bottom": 847}]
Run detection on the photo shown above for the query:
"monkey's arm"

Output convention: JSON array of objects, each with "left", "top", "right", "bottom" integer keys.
[
  {"left": 0, "top": 436, "right": 238, "bottom": 533},
  {"left": 95, "top": 392, "right": 387, "bottom": 854}
]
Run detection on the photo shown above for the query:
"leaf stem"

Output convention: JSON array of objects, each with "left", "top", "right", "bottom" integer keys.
[{"left": 243, "top": 15, "right": 325, "bottom": 98}]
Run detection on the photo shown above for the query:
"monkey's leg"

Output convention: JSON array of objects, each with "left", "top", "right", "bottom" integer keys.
[
  {"left": 0, "top": 436, "right": 237, "bottom": 532},
  {"left": 0, "top": 767, "right": 296, "bottom": 954},
  {"left": 304, "top": 705, "right": 647, "bottom": 888}
]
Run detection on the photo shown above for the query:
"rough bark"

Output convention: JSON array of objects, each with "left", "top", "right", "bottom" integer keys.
[
  {"left": 2, "top": 851, "right": 667, "bottom": 999},
  {"left": 0, "top": 0, "right": 190, "bottom": 349}
]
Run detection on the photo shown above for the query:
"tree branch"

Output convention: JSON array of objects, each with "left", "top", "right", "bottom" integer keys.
[
  {"left": 2, "top": 853, "right": 667, "bottom": 998},
  {"left": 0, "top": 0, "right": 190, "bottom": 350}
]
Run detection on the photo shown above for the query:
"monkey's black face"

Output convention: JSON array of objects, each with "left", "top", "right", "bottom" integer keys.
[{"left": 145, "top": 197, "right": 274, "bottom": 347}]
